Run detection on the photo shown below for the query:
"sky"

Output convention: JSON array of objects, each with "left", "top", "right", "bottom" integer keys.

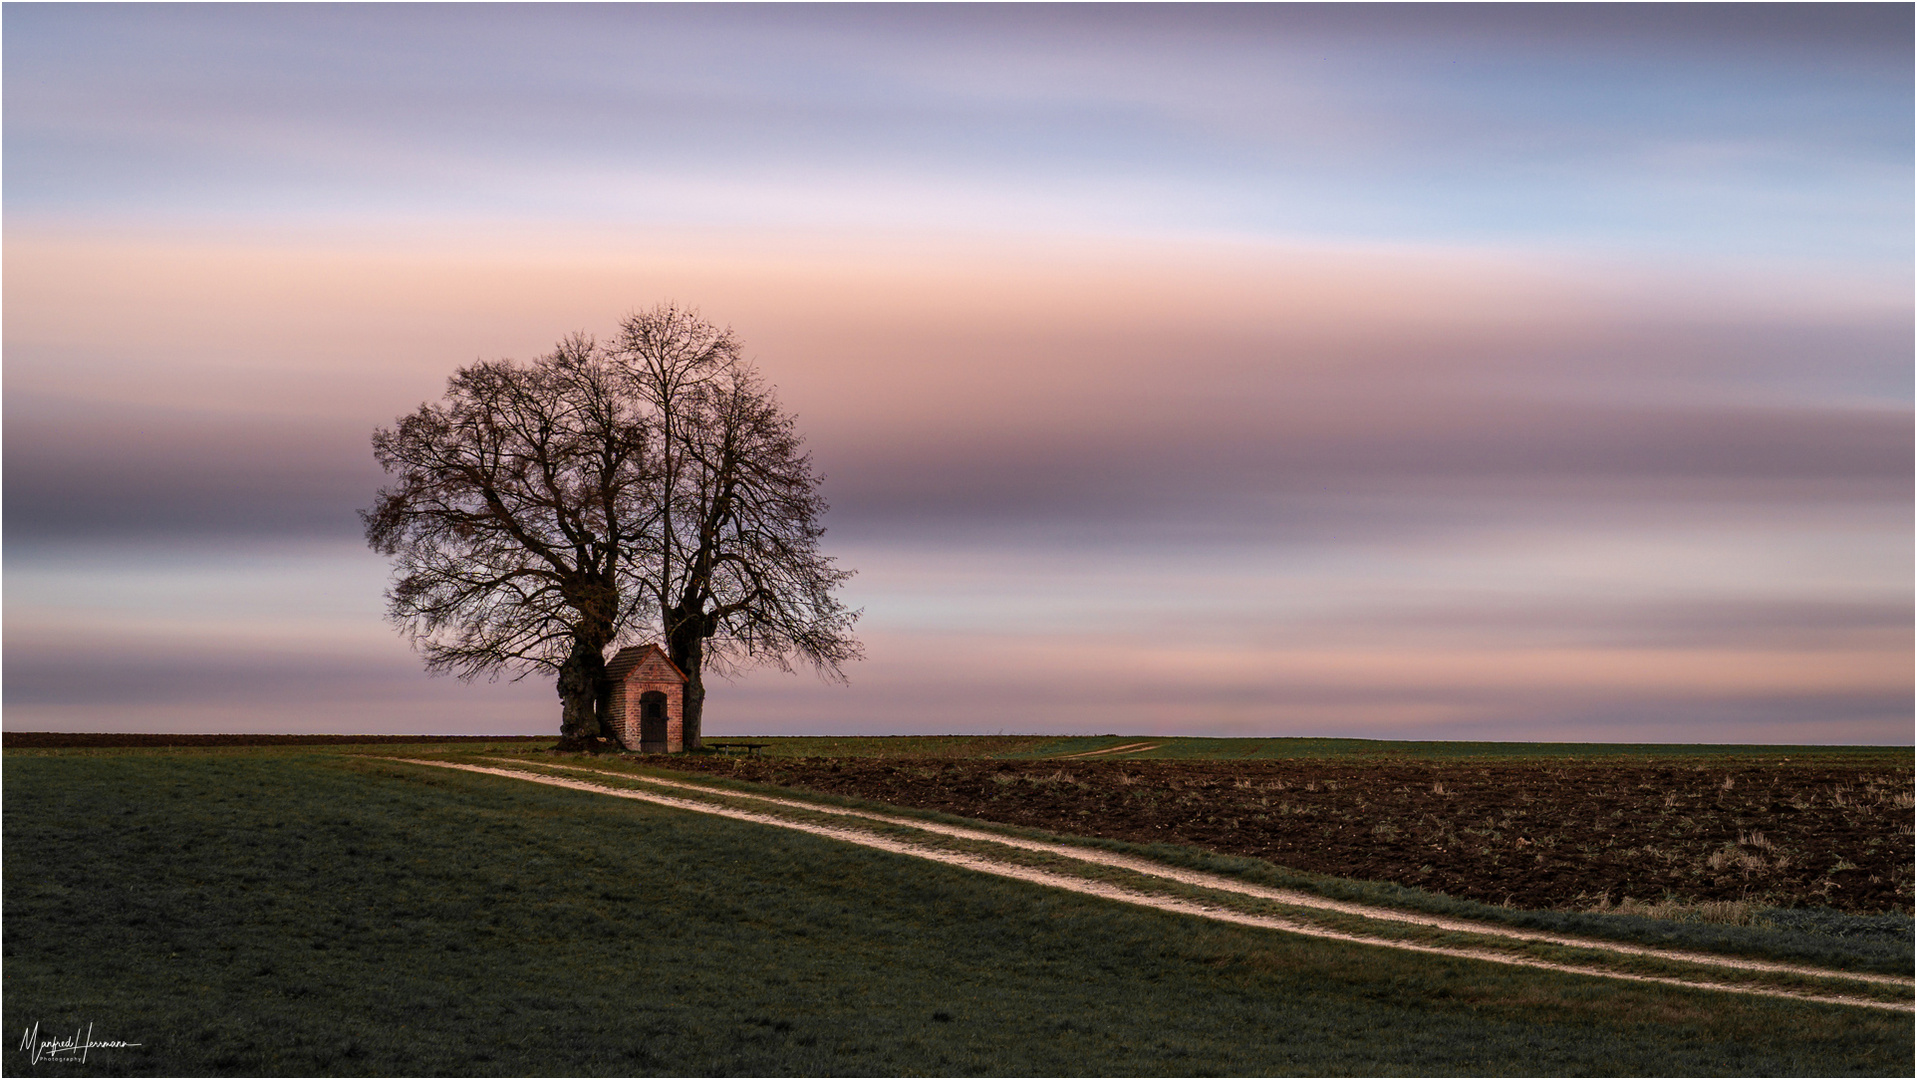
[{"left": 4, "top": 3, "right": 1910, "bottom": 743}]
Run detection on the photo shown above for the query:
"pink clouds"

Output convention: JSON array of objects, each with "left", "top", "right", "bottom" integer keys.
[
  {"left": 8, "top": 229, "right": 1905, "bottom": 547},
  {"left": 4, "top": 226, "right": 1907, "bottom": 741},
  {"left": 8, "top": 226, "right": 1904, "bottom": 414}
]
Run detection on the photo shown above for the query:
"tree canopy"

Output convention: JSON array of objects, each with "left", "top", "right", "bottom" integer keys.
[{"left": 363, "top": 306, "right": 859, "bottom": 747}]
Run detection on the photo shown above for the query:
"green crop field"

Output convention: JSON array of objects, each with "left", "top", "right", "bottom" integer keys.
[{"left": 5, "top": 745, "right": 1911, "bottom": 1076}]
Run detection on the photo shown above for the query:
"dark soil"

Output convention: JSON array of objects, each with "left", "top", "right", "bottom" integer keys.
[
  {"left": 658, "top": 756, "right": 1916, "bottom": 915},
  {"left": 1, "top": 732, "right": 547, "bottom": 748}
]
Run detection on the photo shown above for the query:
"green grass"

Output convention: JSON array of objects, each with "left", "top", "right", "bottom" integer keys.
[
  {"left": 5, "top": 748, "right": 1910, "bottom": 1076},
  {"left": 707, "top": 734, "right": 1913, "bottom": 764}
]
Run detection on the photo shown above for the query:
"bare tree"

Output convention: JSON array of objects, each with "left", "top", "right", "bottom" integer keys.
[
  {"left": 361, "top": 335, "right": 653, "bottom": 747},
  {"left": 364, "top": 307, "right": 859, "bottom": 748},
  {"left": 655, "top": 358, "right": 862, "bottom": 747},
  {"left": 613, "top": 304, "right": 862, "bottom": 748}
]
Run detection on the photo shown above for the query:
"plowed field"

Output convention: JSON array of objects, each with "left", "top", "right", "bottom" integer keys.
[{"left": 657, "top": 756, "right": 1914, "bottom": 914}]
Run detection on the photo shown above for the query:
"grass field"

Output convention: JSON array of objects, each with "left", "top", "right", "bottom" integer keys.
[{"left": 4, "top": 744, "right": 1911, "bottom": 1075}]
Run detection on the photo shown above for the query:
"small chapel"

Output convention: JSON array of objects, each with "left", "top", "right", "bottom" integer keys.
[{"left": 602, "top": 644, "right": 688, "bottom": 753}]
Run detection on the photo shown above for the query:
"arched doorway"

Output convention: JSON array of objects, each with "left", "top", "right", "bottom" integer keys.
[{"left": 639, "top": 691, "right": 669, "bottom": 749}]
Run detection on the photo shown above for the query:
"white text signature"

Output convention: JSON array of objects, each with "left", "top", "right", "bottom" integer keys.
[{"left": 18, "top": 1022, "right": 142, "bottom": 1065}]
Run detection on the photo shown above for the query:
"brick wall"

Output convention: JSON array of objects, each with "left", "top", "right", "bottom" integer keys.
[
  {"left": 606, "top": 681, "right": 629, "bottom": 747},
  {"left": 611, "top": 651, "right": 686, "bottom": 753}
]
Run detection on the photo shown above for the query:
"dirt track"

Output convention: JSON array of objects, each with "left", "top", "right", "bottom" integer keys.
[
  {"left": 654, "top": 756, "right": 1915, "bottom": 914},
  {"left": 395, "top": 757, "right": 1912, "bottom": 1013}
]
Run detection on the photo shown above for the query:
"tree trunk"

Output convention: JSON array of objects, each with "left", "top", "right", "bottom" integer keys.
[
  {"left": 682, "top": 671, "right": 706, "bottom": 750},
  {"left": 556, "top": 636, "right": 609, "bottom": 749},
  {"left": 667, "top": 621, "right": 706, "bottom": 750}
]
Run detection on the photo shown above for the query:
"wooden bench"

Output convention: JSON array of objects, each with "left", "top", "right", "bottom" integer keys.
[{"left": 706, "top": 742, "right": 771, "bottom": 757}]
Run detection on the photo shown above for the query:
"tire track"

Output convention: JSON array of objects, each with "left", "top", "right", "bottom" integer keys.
[
  {"left": 390, "top": 758, "right": 1912, "bottom": 1013},
  {"left": 522, "top": 759, "right": 1913, "bottom": 991},
  {"left": 1057, "top": 742, "right": 1162, "bottom": 758}
]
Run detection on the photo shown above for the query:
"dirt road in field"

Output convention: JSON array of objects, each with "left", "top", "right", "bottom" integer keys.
[
  {"left": 654, "top": 755, "right": 1916, "bottom": 913},
  {"left": 391, "top": 757, "right": 1911, "bottom": 1013}
]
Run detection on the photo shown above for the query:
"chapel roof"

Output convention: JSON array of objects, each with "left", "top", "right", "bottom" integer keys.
[{"left": 605, "top": 643, "right": 688, "bottom": 683}]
